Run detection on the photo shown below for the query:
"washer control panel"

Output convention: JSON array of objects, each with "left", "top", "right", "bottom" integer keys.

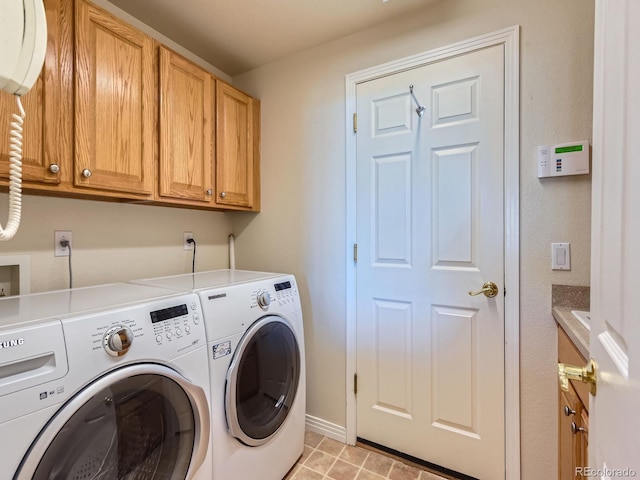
[
  {"left": 80, "top": 295, "right": 205, "bottom": 357},
  {"left": 151, "top": 301, "right": 201, "bottom": 345}
]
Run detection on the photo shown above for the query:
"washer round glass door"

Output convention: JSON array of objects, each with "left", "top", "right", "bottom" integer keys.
[
  {"left": 225, "top": 315, "right": 301, "bottom": 446},
  {"left": 16, "top": 364, "right": 209, "bottom": 480}
]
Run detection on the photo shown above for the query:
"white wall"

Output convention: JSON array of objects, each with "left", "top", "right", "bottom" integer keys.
[
  {"left": 232, "top": 0, "right": 594, "bottom": 478},
  {"left": 0, "top": 194, "right": 232, "bottom": 292}
]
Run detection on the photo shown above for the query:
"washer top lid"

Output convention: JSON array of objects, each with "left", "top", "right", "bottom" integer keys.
[
  {"left": 130, "top": 269, "right": 285, "bottom": 292},
  {"left": 0, "top": 283, "right": 185, "bottom": 331}
]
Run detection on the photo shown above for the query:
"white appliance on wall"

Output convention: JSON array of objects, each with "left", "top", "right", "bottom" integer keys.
[
  {"left": 0, "top": 0, "right": 48, "bottom": 241},
  {"left": 131, "top": 269, "right": 306, "bottom": 480},
  {"left": 0, "top": 283, "right": 212, "bottom": 479}
]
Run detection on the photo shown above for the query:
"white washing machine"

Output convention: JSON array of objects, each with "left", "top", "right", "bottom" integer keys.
[
  {"left": 131, "top": 270, "right": 306, "bottom": 480},
  {"left": 0, "top": 283, "right": 212, "bottom": 480}
]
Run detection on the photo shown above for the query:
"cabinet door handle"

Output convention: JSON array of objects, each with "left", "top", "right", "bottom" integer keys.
[
  {"left": 49, "top": 164, "right": 60, "bottom": 174},
  {"left": 220, "top": 191, "right": 227, "bottom": 198},
  {"left": 206, "top": 189, "right": 213, "bottom": 195},
  {"left": 82, "top": 169, "right": 92, "bottom": 178},
  {"left": 564, "top": 405, "right": 576, "bottom": 417}
]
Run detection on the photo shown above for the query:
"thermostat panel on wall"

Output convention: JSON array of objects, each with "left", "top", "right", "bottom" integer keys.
[{"left": 537, "top": 141, "right": 590, "bottom": 178}]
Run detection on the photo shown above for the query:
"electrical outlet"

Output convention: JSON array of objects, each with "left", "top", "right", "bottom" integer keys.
[
  {"left": 54, "top": 231, "right": 72, "bottom": 257},
  {"left": 184, "top": 232, "right": 194, "bottom": 251}
]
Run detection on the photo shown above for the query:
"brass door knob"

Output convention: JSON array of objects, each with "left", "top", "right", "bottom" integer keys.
[
  {"left": 558, "top": 358, "right": 598, "bottom": 396},
  {"left": 468, "top": 281, "right": 499, "bottom": 298}
]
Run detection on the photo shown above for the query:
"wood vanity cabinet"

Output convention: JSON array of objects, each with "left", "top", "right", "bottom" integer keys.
[
  {"left": 157, "top": 46, "right": 215, "bottom": 206},
  {"left": 0, "top": 0, "right": 73, "bottom": 189},
  {"left": 215, "top": 81, "right": 260, "bottom": 211},
  {"left": 74, "top": 0, "right": 154, "bottom": 199},
  {"left": 558, "top": 326, "right": 589, "bottom": 479}
]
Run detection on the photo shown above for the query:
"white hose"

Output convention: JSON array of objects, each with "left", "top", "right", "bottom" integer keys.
[
  {"left": 229, "top": 234, "right": 236, "bottom": 270},
  {"left": 0, "top": 96, "right": 24, "bottom": 241}
]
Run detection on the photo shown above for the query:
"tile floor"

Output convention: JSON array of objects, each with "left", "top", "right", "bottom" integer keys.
[{"left": 284, "top": 431, "right": 451, "bottom": 480}]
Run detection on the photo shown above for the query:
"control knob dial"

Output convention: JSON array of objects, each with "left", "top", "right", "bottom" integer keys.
[
  {"left": 103, "top": 325, "right": 134, "bottom": 357},
  {"left": 257, "top": 291, "right": 272, "bottom": 309}
]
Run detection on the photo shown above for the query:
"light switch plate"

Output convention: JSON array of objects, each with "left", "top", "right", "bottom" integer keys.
[{"left": 552, "top": 243, "right": 571, "bottom": 270}]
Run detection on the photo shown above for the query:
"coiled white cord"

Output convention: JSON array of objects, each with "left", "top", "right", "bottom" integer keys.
[{"left": 0, "top": 96, "right": 24, "bottom": 241}]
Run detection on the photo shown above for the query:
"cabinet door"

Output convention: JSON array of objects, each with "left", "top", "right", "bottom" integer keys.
[
  {"left": 158, "top": 47, "right": 214, "bottom": 204},
  {"left": 578, "top": 409, "right": 588, "bottom": 472},
  {"left": 216, "top": 81, "right": 256, "bottom": 209},
  {"left": 0, "top": 0, "right": 72, "bottom": 187},
  {"left": 74, "top": 0, "right": 154, "bottom": 197},
  {"left": 559, "top": 385, "right": 581, "bottom": 480}
]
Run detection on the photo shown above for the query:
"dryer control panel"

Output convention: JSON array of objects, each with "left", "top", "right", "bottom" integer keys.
[
  {"left": 199, "top": 274, "right": 302, "bottom": 340},
  {"left": 274, "top": 280, "right": 298, "bottom": 307}
]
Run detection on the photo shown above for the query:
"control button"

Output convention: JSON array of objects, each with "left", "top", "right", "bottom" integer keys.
[
  {"left": 257, "top": 291, "right": 272, "bottom": 309},
  {"left": 166, "top": 332, "right": 173, "bottom": 339},
  {"left": 103, "top": 325, "right": 134, "bottom": 357},
  {"left": 185, "top": 326, "right": 191, "bottom": 333},
  {"left": 190, "top": 302, "right": 197, "bottom": 311},
  {"left": 156, "top": 335, "right": 162, "bottom": 343},
  {"left": 176, "top": 329, "right": 183, "bottom": 337},
  {"left": 193, "top": 314, "right": 200, "bottom": 325}
]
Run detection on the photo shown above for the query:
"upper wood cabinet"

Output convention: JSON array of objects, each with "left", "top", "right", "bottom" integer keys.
[
  {"left": 1, "top": 0, "right": 260, "bottom": 211},
  {"left": 157, "top": 47, "right": 215, "bottom": 205},
  {"left": 0, "top": 0, "right": 73, "bottom": 188},
  {"left": 74, "top": 0, "right": 154, "bottom": 198},
  {"left": 216, "top": 81, "right": 260, "bottom": 211}
]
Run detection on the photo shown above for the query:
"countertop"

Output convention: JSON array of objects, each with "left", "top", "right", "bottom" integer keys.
[{"left": 553, "top": 306, "right": 589, "bottom": 359}]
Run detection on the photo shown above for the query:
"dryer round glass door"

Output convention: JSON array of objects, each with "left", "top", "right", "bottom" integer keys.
[
  {"left": 15, "top": 364, "right": 210, "bottom": 480},
  {"left": 226, "top": 315, "right": 301, "bottom": 446}
]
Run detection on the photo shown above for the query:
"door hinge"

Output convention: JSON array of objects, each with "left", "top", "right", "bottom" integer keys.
[
  {"left": 354, "top": 373, "right": 358, "bottom": 395},
  {"left": 353, "top": 243, "right": 358, "bottom": 263},
  {"left": 353, "top": 113, "right": 357, "bottom": 133}
]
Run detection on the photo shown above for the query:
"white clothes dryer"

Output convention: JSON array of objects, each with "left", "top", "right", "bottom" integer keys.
[
  {"left": 0, "top": 283, "right": 212, "bottom": 480},
  {"left": 131, "top": 270, "right": 306, "bottom": 480}
]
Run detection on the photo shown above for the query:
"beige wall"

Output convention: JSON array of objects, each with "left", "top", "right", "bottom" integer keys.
[
  {"left": 232, "top": 0, "right": 594, "bottom": 478},
  {"left": 0, "top": 1, "right": 234, "bottom": 293},
  {"left": 0, "top": 194, "right": 232, "bottom": 292},
  {"left": 0, "top": 0, "right": 595, "bottom": 476}
]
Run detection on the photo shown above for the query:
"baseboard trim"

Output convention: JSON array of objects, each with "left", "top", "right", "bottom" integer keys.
[{"left": 305, "top": 415, "right": 347, "bottom": 443}]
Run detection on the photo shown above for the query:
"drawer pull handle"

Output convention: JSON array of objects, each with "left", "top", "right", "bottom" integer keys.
[{"left": 571, "top": 422, "right": 587, "bottom": 435}]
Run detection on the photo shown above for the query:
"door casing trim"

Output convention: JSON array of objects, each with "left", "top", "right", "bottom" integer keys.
[{"left": 344, "top": 25, "right": 520, "bottom": 480}]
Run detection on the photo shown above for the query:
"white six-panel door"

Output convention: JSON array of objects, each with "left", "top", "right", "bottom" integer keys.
[
  {"left": 589, "top": 0, "right": 640, "bottom": 475},
  {"left": 355, "top": 45, "right": 505, "bottom": 479}
]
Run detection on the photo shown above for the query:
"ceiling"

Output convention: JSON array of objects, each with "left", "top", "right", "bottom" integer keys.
[{"left": 107, "top": 0, "right": 439, "bottom": 76}]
